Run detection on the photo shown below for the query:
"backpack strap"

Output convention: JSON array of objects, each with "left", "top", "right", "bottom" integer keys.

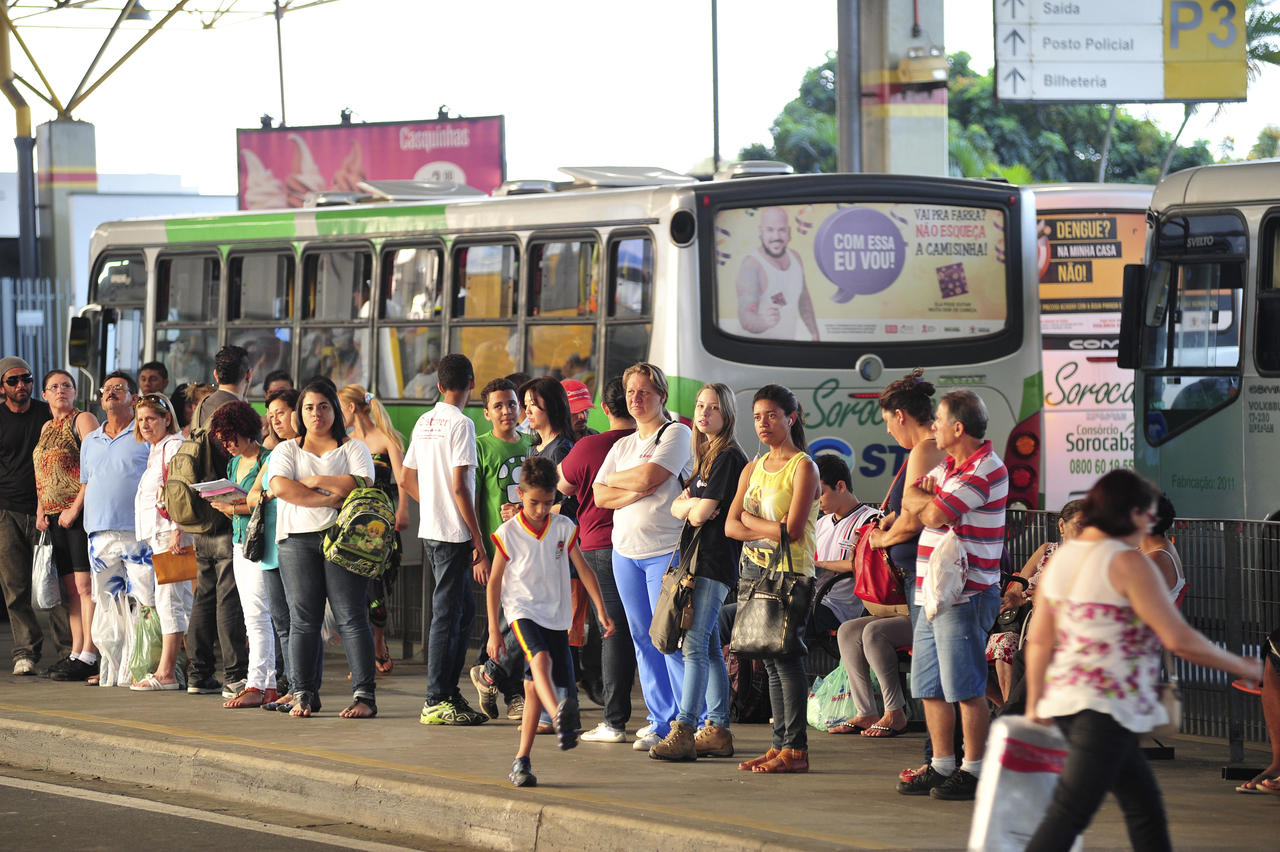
[{"left": 652, "top": 420, "right": 686, "bottom": 489}]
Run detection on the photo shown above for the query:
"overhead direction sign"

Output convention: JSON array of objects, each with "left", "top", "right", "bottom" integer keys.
[{"left": 994, "top": 0, "right": 1246, "bottom": 102}]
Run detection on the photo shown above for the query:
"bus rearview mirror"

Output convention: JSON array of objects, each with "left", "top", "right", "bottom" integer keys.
[{"left": 1117, "top": 264, "right": 1144, "bottom": 370}]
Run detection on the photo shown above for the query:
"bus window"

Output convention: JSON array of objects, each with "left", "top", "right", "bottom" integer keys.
[
  {"left": 1256, "top": 219, "right": 1280, "bottom": 374},
  {"left": 603, "top": 322, "right": 650, "bottom": 389},
  {"left": 610, "top": 237, "right": 652, "bottom": 318},
  {"left": 157, "top": 256, "right": 220, "bottom": 322},
  {"left": 450, "top": 325, "right": 516, "bottom": 391},
  {"left": 526, "top": 325, "right": 597, "bottom": 388},
  {"left": 229, "top": 253, "right": 293, "bottom": 321},
  {"left": 298, "top": 326, "right": 369, "bottom": 389},
  {"left": 529, "top": 240, "right": 598, "bottom": 317},
  {"left": 303, "top": 249, "right": 372, "bottom": 320},
  {"left": 96, "top": 255, "right": 147, "bottom": 303},
  {"left": 382, "top": 246, "right": 442, "bottom": 320},
  {"left": 383, "top": 326, "right": 443, "bottom": 401},
  {"left": 453, "top": 244, "right": 518, "bottom": 319},
  {"left": 156, "top": 327, "right": 219, "bottom": 387}
]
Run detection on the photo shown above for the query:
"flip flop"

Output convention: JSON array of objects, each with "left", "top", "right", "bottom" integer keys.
[
  {"left": 862, "top": 723, "right": 906, "bottom": 738},
  {"left": 1260, "top": 778, "right": 1280, "bottom": 795},
  {"left": 130, "top": 673, "right": 179, "bottom": 691},
  {"left": 376, "top": 655, "right": 393, "bottom": 675},
  {"left": 828, "top": 721, "right": 866, "bottom": 735}
]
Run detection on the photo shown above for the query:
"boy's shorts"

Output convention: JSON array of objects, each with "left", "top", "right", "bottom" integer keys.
[{"left": 511, "top": 618, "right": 575, "bottom": 689}]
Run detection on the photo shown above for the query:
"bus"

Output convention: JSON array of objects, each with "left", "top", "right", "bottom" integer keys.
[
  {"left": 1119, "top": 160, "right": 1279, "bottom": 520},
  {"left": 1034, "top": 184, "right": 1151, "bottom": 508},
  {"left": 68, "top": 168, "right": 1043, "bottom": 506}
]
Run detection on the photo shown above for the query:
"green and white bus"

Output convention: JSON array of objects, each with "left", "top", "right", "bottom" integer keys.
[
  {"left": 1120, "top": 160, "right": 1280, "bottom": 520},
  {"left": 69, "top": 167, "right": 1043, "bottom": 505}
]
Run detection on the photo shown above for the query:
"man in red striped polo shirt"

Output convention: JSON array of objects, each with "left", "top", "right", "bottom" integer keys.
[{"left": 897, "top": 389, "right": 1007, "bottom": 802}]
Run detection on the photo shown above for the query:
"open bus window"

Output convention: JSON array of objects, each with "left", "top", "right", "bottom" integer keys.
[
  {"left": 529, "top": 240, "right": 598, "bottom": 317},
  {"left": 381, "top": 246, "right": 442, "bottom": 320},
  {"left": 298, "top": 327, "right": 369, "bottom": 390},
  {"left": 156, "top": 255, "right": 220, "bottom": 322},
  {"left": 610, "top": 237, "right": 652, "bottom": 318},
  {"left": 95, "top": 255, "right": 147, "bottom": 303},
  {"left": 453, "top": 244, "right": 518, "bottom": 319},
  {"left": 378, "top": 325, "right": 442, "bottom": 401},
  {"left": 525, "top": 325, "right": 596, "bottom": 388},
  {"left": 303, "top": 249, "right": 371, "bottom": 321},
  {"left": 155, "top": 327, "right": 218, "bottom": 387},
  {"left": 230, "top": 253, "right": 294, "bottom": 321}
]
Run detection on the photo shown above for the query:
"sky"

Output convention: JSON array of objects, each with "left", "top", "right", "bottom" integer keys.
[{"left": 2, "top": 0, "right": 1277, "bottom": 196}]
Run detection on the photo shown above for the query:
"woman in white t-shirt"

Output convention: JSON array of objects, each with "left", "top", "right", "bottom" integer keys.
[
  {"left": 593, "top": 363, "right": 692, "bottom": 751},
  {"left": 128, "top": 392, "right": 194, "bottom": 691},
  {"left": 268, "top": 380, "right": 376, "bottom": 719}
]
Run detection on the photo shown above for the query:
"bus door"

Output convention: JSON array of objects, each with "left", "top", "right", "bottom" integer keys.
[{"left": 69, "top": 254, "right": 147, "bottom": 402}]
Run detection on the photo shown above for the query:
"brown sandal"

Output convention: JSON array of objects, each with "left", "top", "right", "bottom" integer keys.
[
  {"left": 223, "top": 687, "right": 266, "bottom": 708},
  {"left": 752, "top": 748, "right": 809, "bottom": 773},
  {"left": 738, "top": 748, "right": 781, "bottom": 771}
]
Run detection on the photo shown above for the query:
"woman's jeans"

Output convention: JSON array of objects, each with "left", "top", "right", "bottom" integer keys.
[
  {"left": 277, "top": 532, "right": 376, "bottom": 702},
  {"left": 613, "top": 550, "right": 685, "bottom": 737},
  {"left": 676, "top": 577, "right": 730, "bottom": 728},
  {"left": 1027, "top": 710, "right": 1171, "bottom": 852},
  {"left": 763, "top": 652, "right": 808, "bottom": 750},
  {"left": 261, "top": 566, "right": 293, "bottom": 690}
]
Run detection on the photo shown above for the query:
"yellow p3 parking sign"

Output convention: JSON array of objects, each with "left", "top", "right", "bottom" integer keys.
[{"left": 1165, "top": 0, "right": 1247, "bottom": 100}]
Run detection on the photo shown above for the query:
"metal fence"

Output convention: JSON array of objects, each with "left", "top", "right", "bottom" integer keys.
[{"left": 0, "top": 278, "right": 67, "bottom": 383}]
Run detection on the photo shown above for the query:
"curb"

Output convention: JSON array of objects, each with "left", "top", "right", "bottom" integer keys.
[{"left": 0, "top": 718, "right": 797, "bottom": 851}]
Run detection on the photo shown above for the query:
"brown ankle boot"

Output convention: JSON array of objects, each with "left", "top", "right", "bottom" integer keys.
[
  {"left": 694, "top": 723, "right": 735, "bottom": 757},
  {"left": 649, "top": 720, "right": 696, "bottom": 761}
]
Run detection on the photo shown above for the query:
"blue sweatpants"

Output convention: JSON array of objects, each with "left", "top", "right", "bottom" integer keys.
[{"left": 612, "top": 550, "right": 685, "bottom": 737}]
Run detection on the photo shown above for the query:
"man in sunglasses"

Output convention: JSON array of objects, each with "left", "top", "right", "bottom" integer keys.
[{"left": 0, "top": 355, "right": 71, "bottom": 675}]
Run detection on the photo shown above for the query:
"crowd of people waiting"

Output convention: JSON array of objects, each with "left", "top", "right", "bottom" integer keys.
[{"left": 0, "top": 349, "right": 1272, "bottom": 840}]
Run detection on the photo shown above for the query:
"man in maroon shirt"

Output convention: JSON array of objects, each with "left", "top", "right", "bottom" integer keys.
[{"left": 558, "top": 377, "right": 637, "bottom": 742}]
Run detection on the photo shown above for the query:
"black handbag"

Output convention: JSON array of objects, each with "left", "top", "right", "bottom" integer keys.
[
  {"left": 650, "top": 526, "right": 701, "bottom": 655},
  {"left": 242, "top": 500, "right": 266, "bottom": 562},
  {"left": 729, "top": 526, "right": 814, "bottom": 658}
]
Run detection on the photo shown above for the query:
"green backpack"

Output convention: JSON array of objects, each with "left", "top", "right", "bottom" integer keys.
[
  {"left": 162, "top": 397, "right": 226, "bottom": 535},
  {"left": 323, "top": 477, "right": 398, "bottom": 578}
]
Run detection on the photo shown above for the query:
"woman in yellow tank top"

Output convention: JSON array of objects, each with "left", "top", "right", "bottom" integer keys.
[{"left": 726, "top": 384, "right": 819, "bottom": 773}]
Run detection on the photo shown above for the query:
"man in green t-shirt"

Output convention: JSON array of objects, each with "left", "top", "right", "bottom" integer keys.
[{"left": 471, "top": 378, "right": 533, "bottom": 720}]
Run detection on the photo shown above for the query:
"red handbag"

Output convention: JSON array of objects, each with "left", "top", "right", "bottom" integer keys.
[{"left": 852, "top": 464, "right": 909, "bottom": 617}]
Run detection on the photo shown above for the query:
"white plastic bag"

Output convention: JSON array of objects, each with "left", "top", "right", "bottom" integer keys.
[
  {"left": 32, "top": 531, "right": 60, "bottom": 610},
  {"left": 967, "top": 716, "right": 1083, "bottom": 852},
  {"left": 924, "top": 528, "right": 967, "bottom": 620},
  {"left": 321, "top": 601, "right": 342, "bottom": 646},
  {"left": 91, "top": 575, "right": 138, "bottom": 687}
]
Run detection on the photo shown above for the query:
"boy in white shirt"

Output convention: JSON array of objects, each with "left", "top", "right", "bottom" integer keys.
[
  {"left": 811, "top": 454, "right": 880, "bottom": 635},
  {"left": 486, "top": 456, "right": 614, "bottom": 787}
]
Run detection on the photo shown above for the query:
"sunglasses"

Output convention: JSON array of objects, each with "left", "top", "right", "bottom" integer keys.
[
  {"left": 100, "top": 384, "right": 130, "bottom": 395},
  {"left": 135, "top": 393, "right": 169, "bottom": 411},
  {"left": 4, "top": 374, "right": 33, "bottom": 387}
]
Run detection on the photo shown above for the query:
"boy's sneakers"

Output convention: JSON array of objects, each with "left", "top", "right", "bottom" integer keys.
[
  {"left": 187, "top": 676, "right": 222, "bottom": 695},
  {"left": 221, "top": 679, "right": 248, "bottom": 700},
  {"left": 633, "top": 729, "right": 661, "bottom": 751},
  {"left": 897, "top": 765, "right": 950, "bottom": 796},
  {"left": 581, "top": 723, "right": 626, "bottom": 743},
  {"left": 509, "top": 756, "right": 537, "bottom": 788},
  {"left": 554, "top": 697, "right": 580, "bottom": 751},
  {"left": 420, "top": 697, "right": 489, "bottom": 726},
  {"left": 469, "top": 665, "right": 500, "bottom": 719},
  {"left": 506, "top": 695, "right": 525, "bottom": 720},
  {"left": 930, "top": 769, "right": 979, "bottom": 801}
]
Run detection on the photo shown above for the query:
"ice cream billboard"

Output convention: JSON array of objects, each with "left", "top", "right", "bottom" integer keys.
[
  {"left": 713, "top": 202, "right": 1007, "bottom": 343},
  {"left": 237, "top": 116, "right": 505, "bottom": 209}
]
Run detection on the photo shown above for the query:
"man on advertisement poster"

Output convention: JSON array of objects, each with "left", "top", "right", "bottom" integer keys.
[{"left": 735, "top": 206, "right": 820, "bottom": 342}]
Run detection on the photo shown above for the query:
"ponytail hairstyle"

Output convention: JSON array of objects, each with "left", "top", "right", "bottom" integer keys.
[
  {"left": 693, "top": 382, "right": 741, "bottom": 482},
  {"left": 878, "top": 367, "right": 936, "bottom": 426},
  {"left": 753, "top": 383, "right": 806, "bottom": 451},
  {"left": 339, "top": 384, "right": 405, "bottom": 451}
]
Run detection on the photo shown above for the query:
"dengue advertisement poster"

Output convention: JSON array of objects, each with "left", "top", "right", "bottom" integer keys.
[
  {"left": 1037, "top": 211, "right": 1146, "bottom": 506},
  {"left": 714, "top": 202, "right": 1008, "bottom": 343},
  {"left": 237, "top": 116, "right": 505, "bottom": 209}
]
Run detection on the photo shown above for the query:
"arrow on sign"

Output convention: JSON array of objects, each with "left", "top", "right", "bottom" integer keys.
[
  {"left": 1003, "top": 66, "right": 1026, "bottom": 94},
  {"left": 1001, "top": 0, "right": 1025, "bottom": 12},
  {"left": 1002, "top": 28, "right": 1026, "bottom": 56}
]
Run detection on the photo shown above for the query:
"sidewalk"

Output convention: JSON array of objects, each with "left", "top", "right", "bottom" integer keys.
[{"left": 0, "top": 641, "right": 1274, "bottom": 851}]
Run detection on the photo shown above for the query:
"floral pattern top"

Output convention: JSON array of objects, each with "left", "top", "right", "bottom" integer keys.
[{"left": 1035, "top": 537, "right": 1167, "bottom": 733}]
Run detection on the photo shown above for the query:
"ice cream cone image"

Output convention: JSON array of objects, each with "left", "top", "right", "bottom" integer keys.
[
  {"left": 285, "top": 134, "right": 325, "bottom": 207},
  {"left": 240, "top": 149, "right": 287, "bottom": 210}
]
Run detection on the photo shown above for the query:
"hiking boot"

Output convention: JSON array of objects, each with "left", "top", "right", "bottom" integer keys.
[
  {"left": 897, "top": 765, "right": 950, "bottom": 796},
  {"left": 930, "top": 768, "right": 979, "bottom": 801},
  {"left": 694, "top": 723, "right": 735, "bottom": 758},
  {"left": 506, "top": 694, "right": 525, "bottom": 720},
  {"left": 554, "top": 697, "right": 580, "bottom": 751},
  {"left": 649, "top": 720, "right": 696, "bottom": 761},
  {"left": 469, "top": 665, "right": 500, "bottom": 719},
  {"left": 509, "top": 756, "right": 537, "bottom": 788},
  {"left": 419, "top": 697, "right": 489, "bottom": 726}
]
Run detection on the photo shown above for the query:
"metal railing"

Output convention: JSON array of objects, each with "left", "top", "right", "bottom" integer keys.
[{"left": 0, "top": 278, "right": 67, "bottom": 382}]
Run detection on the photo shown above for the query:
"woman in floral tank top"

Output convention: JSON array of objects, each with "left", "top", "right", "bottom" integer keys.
[
  {"left": 1024, "top": 469, "right": 1262, "bottom": 851},
  {"left": 32, "top": 369, "right": 99, "bottom": 682}
]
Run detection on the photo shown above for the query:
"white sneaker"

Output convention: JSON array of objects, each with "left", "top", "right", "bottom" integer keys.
[
  {"left": 581, "top": 723, "right": 626, "bottom": 743},
  {"left": 632, "top": 731, "right": 661, "bottom": 751},
  {"left": 12, "top": 658, "right": 35, "bottom": 676},
  {"left": 636, "top": 722, "right": 656, "bottom": 738}
]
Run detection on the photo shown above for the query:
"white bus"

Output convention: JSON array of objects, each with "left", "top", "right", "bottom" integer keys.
[
  {"left": 1034, "top": 183, "right": 1151, "bottom": 508},
  {"left": 69, "top": 167, "right": 1043, "bottom": 505},
  {"left": 1119, "top": 160, "right": 1277, "bottom": 519}
]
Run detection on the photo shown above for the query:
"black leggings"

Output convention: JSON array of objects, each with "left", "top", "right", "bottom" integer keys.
[{"left": 1026, "top": 710, "right": 1171, "bottom": 852}]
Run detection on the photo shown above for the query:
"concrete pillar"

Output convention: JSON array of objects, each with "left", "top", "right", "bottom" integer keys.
[
  {"left": 859, "top": 0, "right": 948, "bottom": 175},
  {"left": 37, "top": 120, "right": 97, "bottom": 294}
]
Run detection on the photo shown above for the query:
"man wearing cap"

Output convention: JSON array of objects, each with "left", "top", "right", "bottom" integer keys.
[
  {"left": 562, "top": 378, "right": 598, "bottom": 442},
  {"left": 0, "top": 355, "right": 70, "bottom": 674}
]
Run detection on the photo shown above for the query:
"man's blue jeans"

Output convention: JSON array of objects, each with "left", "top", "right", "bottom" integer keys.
[{"left": 423, "top": 539, "right": 475, "bottom": 705}]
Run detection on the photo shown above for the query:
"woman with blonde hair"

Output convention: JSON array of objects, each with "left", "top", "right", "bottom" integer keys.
[
  {"left": 338, "top": 384, "right": 407, "bottom": 673},
  {"left": 651, "top": 383, "right": 748, "bottom": 761}
]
